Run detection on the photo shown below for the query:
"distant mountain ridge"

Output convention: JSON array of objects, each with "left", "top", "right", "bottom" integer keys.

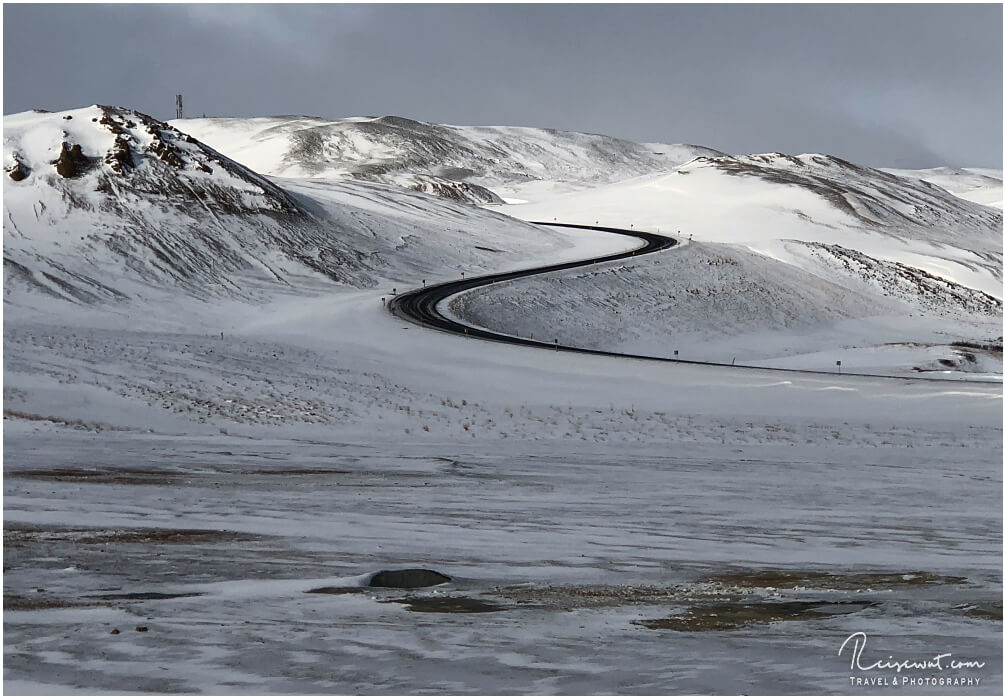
[{"left": 171, "top": 114, "right": 725, "bottom": 203}]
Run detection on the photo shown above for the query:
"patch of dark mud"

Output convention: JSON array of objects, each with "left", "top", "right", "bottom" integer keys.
[
  {"left": 3, "top": 524, "right": 325, "bottom": 586},
  {"left": 962, "top": 602, "right": 1003, "bottom": 622},
  {"left": 2, "top": 411, "right": 122, "bottom": 432},
  {"left": 636, "top": 600, "right": 876, "bottom": 632},
  {"left": 4, "top": 525, "right": 255, "bottom": 547},
  {"left": 3, "top": 592, "right": 98, "bottom": 611},
  {"left": 7, "top": 468, "right": 180, "bottom": 486},
  {"left": 368, "top": 569, "right": 451, "bottom": 589},
  {"left": 242, "top": 468, "right": 352, "bottom": 476},
  {"left": 702, "top": 570, "right": 967, "bottom": 591},
  {"left": 496, "top": 584, "right": 698, "bottom": 610},
  {"left": 952, "top": 340, "right": 1003, "bottom": 354},
  {"left": 305, "top": 586, "right": 366, "bottom": 595},
  {"left": 386, "top": 596, "right": 506, "bottom": 614},
  {"left": 94, "top": 591, "right": 205, "bottom": 601}
]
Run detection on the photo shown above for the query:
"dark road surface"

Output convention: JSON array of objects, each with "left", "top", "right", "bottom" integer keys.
[{"left": 388, "top": 222, "right": 999, "bottom": 384}]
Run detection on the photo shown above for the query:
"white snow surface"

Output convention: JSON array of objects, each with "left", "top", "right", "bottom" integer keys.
[{"left": 3, "top": 107, "right": 1002, "bottom": 694}]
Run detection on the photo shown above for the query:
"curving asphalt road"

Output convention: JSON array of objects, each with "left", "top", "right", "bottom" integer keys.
[{"left": 388, "top": 221, "right": 999, "bottom": 384}]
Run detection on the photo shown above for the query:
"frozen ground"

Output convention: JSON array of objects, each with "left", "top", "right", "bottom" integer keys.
[
  {"left": 4, "top": 282, "right": 1002, "bottom": 694},
  {"left": 3, "top": 431, "right": 1001, "bottom": 694},
  {"left": 4, "top": 108, "right": 1003, "bottom": 694}
]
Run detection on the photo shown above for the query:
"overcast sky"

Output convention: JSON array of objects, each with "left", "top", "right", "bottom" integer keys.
[{"left": 4, "top": 3, "right": 1002, "bottom": 168}]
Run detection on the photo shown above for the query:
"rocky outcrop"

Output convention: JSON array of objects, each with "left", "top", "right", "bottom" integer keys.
[
  {"left": 52, "top": 142, "right": 90, "bottom": 178},
  {"left": 410, "top": 176, "right": 505, "bottom": 205},
  {"left": 105, "top": 137, "right": 133, "bottom": 173},
  {"left": 6, "top": 156, "right": 29, "bottom": 182}
]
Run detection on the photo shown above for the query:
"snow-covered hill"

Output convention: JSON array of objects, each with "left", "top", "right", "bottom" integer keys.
[
  {"left": 882, "top": 166, "right": 1003, "bottom": 210},
  {"left": 499, "top": 152, "right": 1003, "bottom": 296},
  {"left": 7, "top": 107, "right": 1000, "bottom": 377},
  {"left": 3, "top": 107, "right": 580, "bottom": 317},
  {"left": 171, "top": 114, "right": 723, "bottom": 204},
  {"left": 454, "top": 152, "right": 1005, "bottom": 376},
  {"left": 452, "top": 237, "right": 1001, "bottom": 376}
]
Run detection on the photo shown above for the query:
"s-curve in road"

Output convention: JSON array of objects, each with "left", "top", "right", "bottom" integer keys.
[
  {"left": 388, "top": 222, "right": 1000, "bottom": 384},
  {"left": 388, "top": 222, "right": 672, "bottom": 351}
]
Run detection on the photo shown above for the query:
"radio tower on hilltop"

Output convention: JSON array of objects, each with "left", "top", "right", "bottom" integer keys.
[{"left": 175, "top": 94, "right": 183, "bottom": 120}]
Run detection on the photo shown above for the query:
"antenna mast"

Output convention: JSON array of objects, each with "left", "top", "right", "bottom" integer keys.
[{"left": 175, "top": 94, "right": 183, "bottom": 120}]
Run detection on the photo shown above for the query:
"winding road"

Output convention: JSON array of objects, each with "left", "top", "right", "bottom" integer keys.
[{"left": 388, "top": 221, "right": 999, "bottom": 384}]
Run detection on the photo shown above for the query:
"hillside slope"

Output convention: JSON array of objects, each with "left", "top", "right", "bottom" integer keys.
[
  {"left": 451, "top": 237, "right": 1001, "bottom": 376},
  {"left": 500, "top": 152, "right": 1003, "bottom": 298},
  {"left": 452, "top": 153, "right": 1004, "bottom": 377},
  {"left": 171, "top": 114, "right": 723, "bottom": 204},
  {"left": 3, "top": 107, "right": 578, "bottom": 318},
  {"left": 881, "top": 166, "right": 1003, "bottom": 210}
]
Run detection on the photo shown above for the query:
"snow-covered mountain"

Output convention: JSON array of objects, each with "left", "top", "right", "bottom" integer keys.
[
  {"left": 2, "top": 107, "right": 575, "bottom": 314},
  {"left": 5, "top": 105, "right": 1001, "bottom": 377},
  {"left": 171, "top": 115, "right": 1001, "bottom": 294},
  {"left": 171, "top": 114, "right": 723, "bottom": 204}
]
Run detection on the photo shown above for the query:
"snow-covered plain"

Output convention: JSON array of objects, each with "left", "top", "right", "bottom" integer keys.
[{"left": 3, "top": 108, "right": 1003, "bottom": 694}]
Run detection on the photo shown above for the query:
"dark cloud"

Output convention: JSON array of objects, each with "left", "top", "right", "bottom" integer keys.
[{"left": 3, "top": 3, "right": 1001, "bottom": 168}]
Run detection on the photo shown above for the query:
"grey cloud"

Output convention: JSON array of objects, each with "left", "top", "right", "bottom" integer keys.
[{"left": 3, "top": 3, "right": 1000, "bottom": 168}]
